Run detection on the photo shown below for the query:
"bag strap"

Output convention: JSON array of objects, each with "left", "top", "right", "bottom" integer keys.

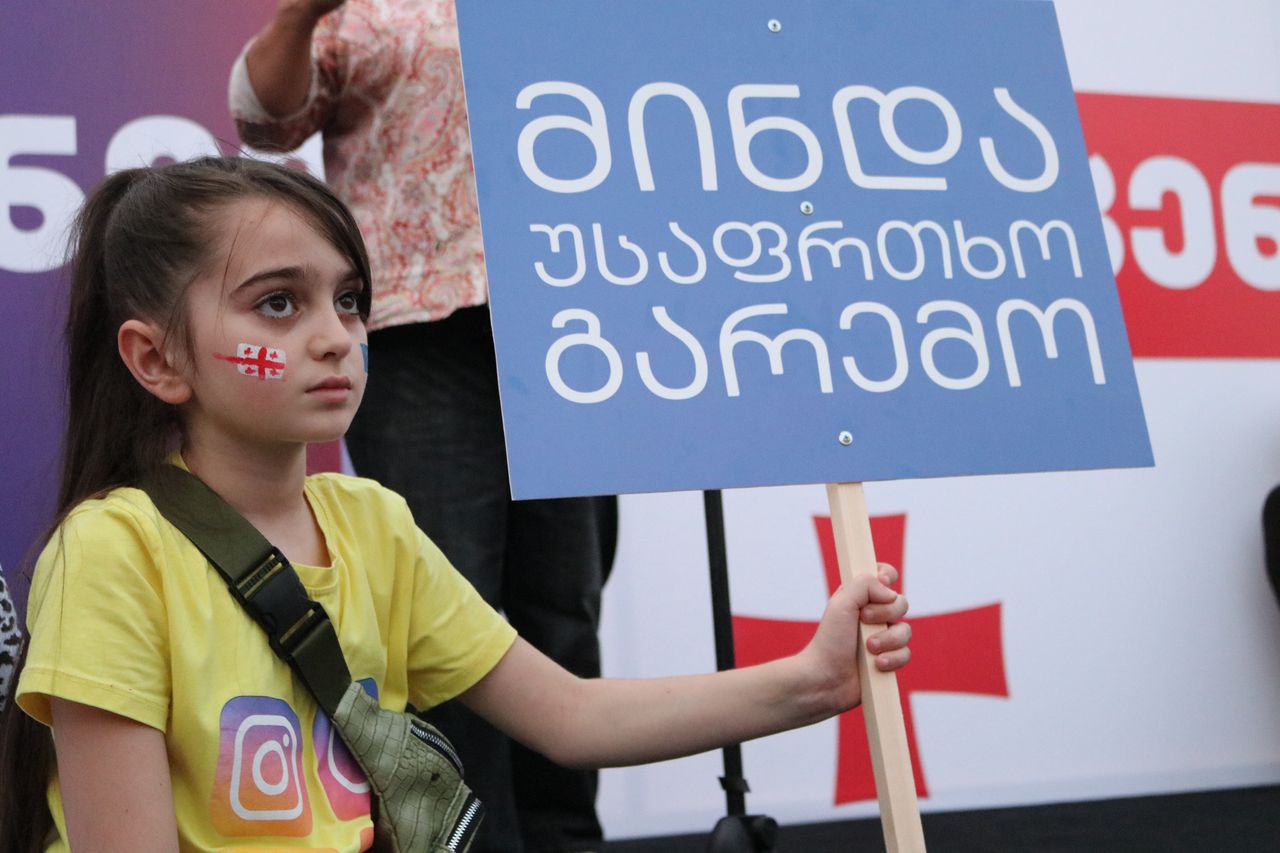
[{"left": 141, "top": 465, "right": 352, "bottom": 716}]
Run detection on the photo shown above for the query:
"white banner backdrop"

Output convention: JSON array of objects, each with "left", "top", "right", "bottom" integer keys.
[{"left": 594, "top": 0, "right": 1280, "bottom": 839}]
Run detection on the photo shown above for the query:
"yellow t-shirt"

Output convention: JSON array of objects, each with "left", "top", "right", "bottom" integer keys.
[{"left": 17, "top": 473, "right": 517, "bottom": 852}]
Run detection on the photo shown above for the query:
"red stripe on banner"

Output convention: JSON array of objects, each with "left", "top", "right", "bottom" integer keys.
[{"left": 1077, "top": 92, "right": 1280, "bottom": 358}]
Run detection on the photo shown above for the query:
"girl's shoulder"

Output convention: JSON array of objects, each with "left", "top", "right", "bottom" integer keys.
[
  {"left": 30, "top": 487, "right": 179, "bottom": 609},
  {"left": 57, "top": 485, "right": 171, "bottom": 543}
]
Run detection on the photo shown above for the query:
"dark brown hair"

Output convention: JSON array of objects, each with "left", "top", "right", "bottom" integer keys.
[{"left": 0, "top": 156, "right": 372, "bottom": 851}]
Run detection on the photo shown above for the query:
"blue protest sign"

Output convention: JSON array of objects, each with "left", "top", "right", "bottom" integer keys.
[{"left": 456, "top": 0, "right": 1153, "bottom": 499}]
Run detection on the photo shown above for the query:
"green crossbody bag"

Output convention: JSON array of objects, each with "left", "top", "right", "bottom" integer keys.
[{"left": 142, "top": 465, "right": 484, "bottom": 853}]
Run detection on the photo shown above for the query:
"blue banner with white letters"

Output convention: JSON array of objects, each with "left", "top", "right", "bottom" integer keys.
[{"left": 456, "top": 0, "right": 1153, "bottom": 499}]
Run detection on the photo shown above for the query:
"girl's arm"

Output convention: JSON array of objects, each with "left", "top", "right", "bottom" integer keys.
[
  {"left": 50, "top": 698, "right": 179, "bottom": 853},
  {"left": 460, "top": 568, "right": 910, "bottom": 769}
]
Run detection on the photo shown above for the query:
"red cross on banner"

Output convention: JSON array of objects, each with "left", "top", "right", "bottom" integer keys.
[{"left": 733, "top": 513, "right": 1008, "bottom": 804}]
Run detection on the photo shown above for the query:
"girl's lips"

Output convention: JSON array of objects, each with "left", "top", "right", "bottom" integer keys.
[{"left": 308, "top": 376, "right": 353, "bottom": 391}]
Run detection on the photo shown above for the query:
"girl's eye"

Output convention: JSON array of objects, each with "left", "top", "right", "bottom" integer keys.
[
  {"left": 335, "top": 291, "right": 362, "bottom": 315},
  {"left": 257, "top": 293, "right": 296, "bottom": 318}
]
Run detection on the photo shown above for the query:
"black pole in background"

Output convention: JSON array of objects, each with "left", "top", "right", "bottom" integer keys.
[
  {"left": 703, "top": 489, "right": 779, "bottom": 852},
  {"left": 703, "top": 488, "right": 748, "bottom": 817}
]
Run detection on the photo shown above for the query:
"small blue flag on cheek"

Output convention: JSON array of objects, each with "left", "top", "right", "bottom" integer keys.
[{"left": 360, "top": 343, "right": 369, "bottom": 374}]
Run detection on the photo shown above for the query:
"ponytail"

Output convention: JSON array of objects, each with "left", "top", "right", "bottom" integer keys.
[{"left": 59, "top": 168, "right": 182, "bottom": 512}]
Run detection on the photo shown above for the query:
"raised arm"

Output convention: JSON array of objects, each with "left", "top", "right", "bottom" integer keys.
[
  {"left": 460, "top": 568, "right": 910, "bottom": 769},
  {"left": 51, "top": 698, "right": 179, "bottom": 853},
  {"left": 243, "top": 0, "right": 344, "bottom": 118}
]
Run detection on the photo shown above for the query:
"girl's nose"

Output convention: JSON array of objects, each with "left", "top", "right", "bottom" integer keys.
[{"left": 308, "top": 306, "right": 355, "bottom": 361}]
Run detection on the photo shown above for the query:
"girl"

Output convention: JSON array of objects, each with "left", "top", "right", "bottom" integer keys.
[{"left": 2, "top": 157, "right": 910, "bottom": 853}]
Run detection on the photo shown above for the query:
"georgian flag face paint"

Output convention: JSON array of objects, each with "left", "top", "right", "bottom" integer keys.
[{"left": 215, "top": 343, "right": 286, "bottom": 380}]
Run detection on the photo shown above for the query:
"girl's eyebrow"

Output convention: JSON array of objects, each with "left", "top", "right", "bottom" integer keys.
[
  {"left": 234, "top": 265, "right": 305, "bottom": 292},
  {"left": 234, "top": 265, "right": 362, "bottom": 291}
]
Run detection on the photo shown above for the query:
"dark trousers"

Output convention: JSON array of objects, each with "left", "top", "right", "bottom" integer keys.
[
  {"left": 1266, "top": 486, "right": 1280, "bottom": 608},
  {"left": 346, "top": 306, "right": 612, "bottom": 853}
]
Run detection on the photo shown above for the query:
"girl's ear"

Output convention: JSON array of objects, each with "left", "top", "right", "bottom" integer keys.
[{"left": 118, "top": 319, "right": 192, "bottom": 405}]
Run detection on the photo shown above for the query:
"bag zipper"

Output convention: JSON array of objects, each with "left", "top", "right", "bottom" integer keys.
[
  {"left": 408, "top": 722, "right": 464, "bottom": 776},
  {"left": 445, "top": 794, "right": 483, "bottom": 851}
]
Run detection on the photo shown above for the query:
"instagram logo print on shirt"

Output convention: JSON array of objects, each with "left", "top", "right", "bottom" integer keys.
[
  {"left": 313, "top": 678, "right": 374, "bottom": 820},
  {"left": 211, "top": 696, "right": 312, "bottom": 836}
]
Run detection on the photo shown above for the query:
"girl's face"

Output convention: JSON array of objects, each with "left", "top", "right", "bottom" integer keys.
[{"left": 177, "top": 197, "right": 368, "bottom": 452}]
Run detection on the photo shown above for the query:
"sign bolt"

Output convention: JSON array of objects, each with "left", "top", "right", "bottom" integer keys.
[
  {"left": 838, "top": 431, "right": 853, "bottom": 446},
  {"left": 767, "top": 19, "right": 782, "bottom": 33},
  {"left": 800, "top": 200, "right": 814, "bottom": 215}
]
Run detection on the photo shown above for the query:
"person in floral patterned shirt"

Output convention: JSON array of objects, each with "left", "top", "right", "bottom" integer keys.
[{"left": 230, "top": 2, "right": 616, "bottom": 850}]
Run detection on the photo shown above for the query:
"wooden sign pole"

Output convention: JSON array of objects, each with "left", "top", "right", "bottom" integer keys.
[{"left": 826, "top": 482, "right": 926, "bottom": 853}]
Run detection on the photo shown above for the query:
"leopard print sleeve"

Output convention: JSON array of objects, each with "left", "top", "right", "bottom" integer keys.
[{"left": 0, "top": 567, "right": 19, "bottom": 711}]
